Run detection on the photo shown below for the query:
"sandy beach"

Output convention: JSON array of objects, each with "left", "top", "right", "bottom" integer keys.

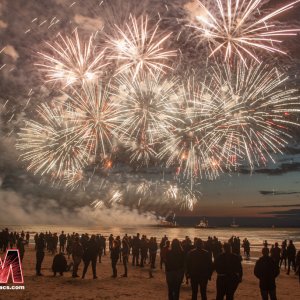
[{"left": 2, "top": 245, "right": 299, "bottom": 300}]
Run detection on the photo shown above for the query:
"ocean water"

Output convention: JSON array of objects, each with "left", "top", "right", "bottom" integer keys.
[
  {"left": 2, "top": 225, "right": 300, "bottom": 264},
  {"left": 3, "top": 225, "right": 300, "bottom": 252}
]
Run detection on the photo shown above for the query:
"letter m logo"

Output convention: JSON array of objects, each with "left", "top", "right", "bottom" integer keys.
[{"left": 0, "top": 249, "right": 24, "bottom": 284}]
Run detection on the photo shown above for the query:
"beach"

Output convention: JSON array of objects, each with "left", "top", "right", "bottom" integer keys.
[{"left": 2, "top": 245, "right": 299, "bottom": 300}]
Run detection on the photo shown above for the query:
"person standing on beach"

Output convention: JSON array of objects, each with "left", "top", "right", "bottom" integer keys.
[
  {"left": 111, "top": 240, "right": 120, "bottom": 278},
  {"left": 286, "top": 240, "right": 296, "bottom": 275},
  {"left": 160, "top": 235, "right": 168, "bottom": 269},
  {"left": 17, "top": 236, "right": 25, "bottom": 262},
  {"left": 270, "top": 243, "right": 281, "bottom": 267},
  {"left": 36, "top": 233, "right": 45, "bottom": 276},
  {"left": 59, "top": 231, "right": 66, "bottom": 253},
  {"left": 149, "top": 237, "right": 158, "bottom": 269},
  {"left": 280, "top": 240, "right": 287, "bottom": 269},
  {"left": 296, "top": 250, "right": 300, "bottom": 282},
  {"left": 72, "top": 236, "right": 84, "bottom": 278},
  {"left": 254, "top": 247, "right": 279, "bottom": 300},
  {"left": 132, "top": 233, "right": 141, "bottom": 266},
  {"left": 214, "top": 242, "right": 243, "bottom": 300},
  {"left": 82, "top": 235, "right": 98, "bottom": 279},
  {"left": 161, "top": 240, "right": 170, "bottom": 270},
  {"left": 121, "top": 239, "right": 130, "bottom": 277},
  {"left": 187, "top": 239, "right": 213, "bottom": 300},
  {"left": 26, "top": 232, "right": 30, "bottom": 246},
  {"left": 109, "top": 234, "right": 114, "bottom": 251},
  {"left": 165, "top": 239, "right": 185, "bottom": 300}
]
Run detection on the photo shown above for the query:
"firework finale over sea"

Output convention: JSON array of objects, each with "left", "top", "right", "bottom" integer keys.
[{"left": 1, "top": 0, "right": 300, "bottom": 225}]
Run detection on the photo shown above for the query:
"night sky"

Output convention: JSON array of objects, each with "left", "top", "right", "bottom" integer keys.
[{"left": 0, "top": 0, "right": 300, "bottom": 226}]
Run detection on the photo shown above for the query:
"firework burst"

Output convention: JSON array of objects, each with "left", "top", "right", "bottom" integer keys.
[
  {"left": 205, "top": 61, "right": 300, "bottom": 169},
  {"left": 63, "top": 81, "right": 122, "bottom": 161},
  {"left": 16, "top": 104, "right": 90, "bottom": 182},
  {"left": 36, "top": 30, "right": 109, "bottom": 87},
  {"left": 106, "top": 14, "right": 177, "bottom": 78},
  {"left": 158, "top": 77, "right": 223, "bottom": 180},
  {"left": 114, "top": 70, "right": 180, "bottom": 165},
  {"left": 165, "top": 182, "right": 202, "bottom": 211},
  {"left": 187, "top": 0, "right": 300, "bottom": 63}
]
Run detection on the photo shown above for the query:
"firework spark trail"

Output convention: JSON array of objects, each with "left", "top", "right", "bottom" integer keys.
[
  {"left": 187, "top": 0, "right": 300, "bottom": 63},
  {"left": 108, "top": 189, "right": 123, "bottom": 206},
  {"left": 158, "top": 77, "right": 224, "bottom": 181},
  {"left": 165, "top": 182, "right": 201, "bottom": 211},
  {"left": 36, "top": 30, "right": 109, "bottom": 87},
  {"left": 203, "top": 61, "right": 300, "bottom": 169},
  {"left": 63, "top": 81, "right": 123, "bottom": 160},
  {"left": 106, "top": 14, "right": 177, "bottom": 78},
  {"left": 16, "top": 104, "right": 90, "bottom": 182},
  {"left": 113, "top": 70, "right": 180, "bottom": 165}
]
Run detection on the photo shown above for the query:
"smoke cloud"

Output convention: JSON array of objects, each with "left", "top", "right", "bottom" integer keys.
[{"left": 0, "top": 189, "right": 157, "bottom": 226}]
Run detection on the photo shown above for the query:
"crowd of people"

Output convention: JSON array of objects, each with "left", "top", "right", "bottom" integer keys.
[{"left": 1, "top": 228, "right": 300, "bottom": 300}]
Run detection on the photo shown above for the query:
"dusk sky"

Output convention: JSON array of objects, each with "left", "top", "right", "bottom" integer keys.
[{"left": 1, "top": 0, "right": 300, "bottom": 226}]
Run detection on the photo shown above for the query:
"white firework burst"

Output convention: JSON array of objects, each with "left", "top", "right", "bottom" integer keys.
[
  {"left": 37, "top": 30, "right": 109, "bottom": 87},
  {"left": 113, "top": 70, "right": 180, "bottom": 165},
  {"left": 17, "top": 104, "right": 90, "bottom": 182},
  {"left": 106, "top": 14, "right": 177, "bottom": 78},
  {"left": 187, "top": 0, "right": 300, "bottom": 64},
  {"left": 204, "top": 61, "right": 300, "bottom": 169}
]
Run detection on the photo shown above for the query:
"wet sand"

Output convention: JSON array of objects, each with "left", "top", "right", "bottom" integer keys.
[{"left": 2, "top": 246, "right": 300, "bottom": 300}]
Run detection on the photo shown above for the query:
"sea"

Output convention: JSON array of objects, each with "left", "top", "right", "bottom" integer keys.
[{"left": 2, "top": 224, "right": 300, "bottom": 264}]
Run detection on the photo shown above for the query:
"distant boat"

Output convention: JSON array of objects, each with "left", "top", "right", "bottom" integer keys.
[
  {"left": 195, "top": 217, "right": 216, "bottom": 229},
  {"left": 230, "top": 218, "right": 239, "bottom": 228},
  {"left": 157, "top": 212, "right": 178, "bottom": 227}
]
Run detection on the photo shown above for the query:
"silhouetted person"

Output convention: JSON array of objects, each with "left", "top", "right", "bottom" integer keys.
[
  {"left": 270, "top": 243, "right": 281, "bottom": 267},
  {"left": 215, "top": 243, "right": 243, "bottom": 300},
  {"left": 295, "top": 250, "right": 300, "bottom": 283},
  {"left": 25, "top": 232, "right": 30, "bottom": 246},
  {"left": 17, "top": 237, "right": 25, "bottom": 262},
  {"left": 9, "top": 232, "right": 14, "bottom": 249},
  {"left": 165, "top": 239, "right": 185, "bottom": 300},
  {"left": 2, "top": 228, "right": 9, "bottom": 252},
  {"left": 254, "top": 247, "right": 279, "bottom": 300},
  {"left": 36, "top": 233, "right": 45, "bottom": 276},
  {"left": 280, "top": 241, "right": 287, "bottom": 269},
  {"left": 52, "top": 252, "right": 68, "bottom": 276},
  {"left": 111, "top": 240, "right": 120, "bottom": 278},
  {"left": 132, "top": 233, "right": 141, "bottom": 266},
  {"left": 286, "top": 240, "right": 296, "bottom": 275},
  {"left": 82, "top": 235, "right": 98, "bottom": 279},
  {"left": 160, "top": 236, "right": 168, "bottom": 268},
  {"left": 59, "top": 231, "right": 67, "bottom": 253},
  {"left": 52, "top": 233, "right": 58, "bottom": 255},
  {"left": 96, "top": 235, "right": 102, "bottom": 263},
  {"left": 121, "top": 239, "right": 130, "bottom": 277},
  {"left": 72, "top": 236, "right": 83, "bottom": 278},
  {"left": 242, "top": 238, "right": 250, "bottom": 259},
  {"left": 161, "top": 240, "right": 170, "bottom": 270},
  {"left": 149, "top": 237, "right": 158, "bottom": 269},
  {"left": 109, "top": 234, "right": 114, "bottom": 251},
  {"left": 187, "top": 239, "right": 213, "bottom": 300},
  {"left": 140, "top": 235, "right": 148, "bottom": 267},
  {"left": 182, "top": 236, "right": 194, "bottom": 285}
]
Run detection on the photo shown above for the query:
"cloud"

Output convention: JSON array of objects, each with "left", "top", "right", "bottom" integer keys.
[
  {"left": 259, "top": 190, "right": 300, "bottom": 196},
  {"left": 260, "top": 209, "right": 300, "bottom": 217},
  {"left": 244, "top": 204, "right": 300, "bottom": 208}
]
